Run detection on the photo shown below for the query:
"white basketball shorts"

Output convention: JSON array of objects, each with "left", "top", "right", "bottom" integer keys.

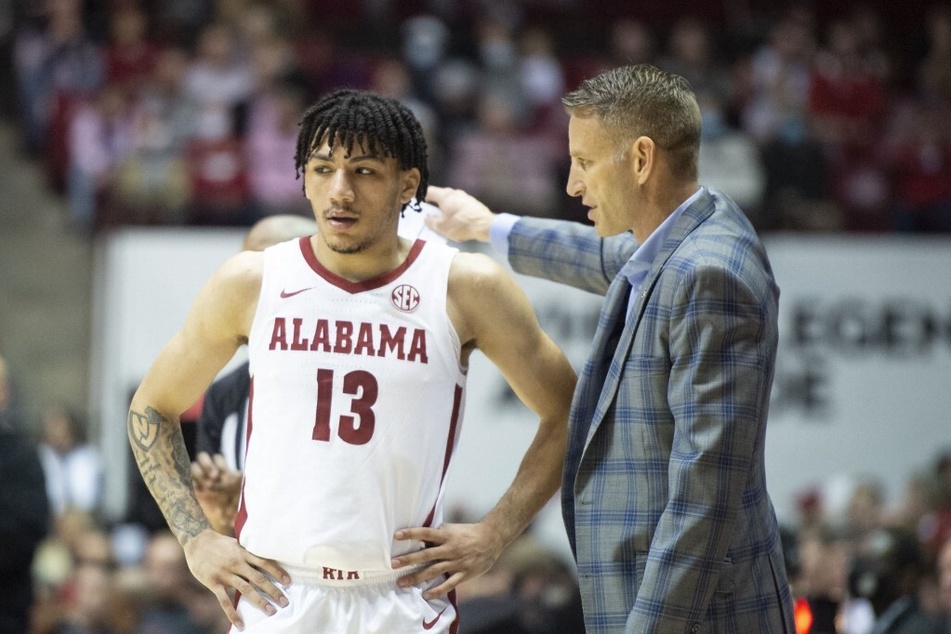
[{"left": 232, "top": 566, "right": 458, "bottom": 633}]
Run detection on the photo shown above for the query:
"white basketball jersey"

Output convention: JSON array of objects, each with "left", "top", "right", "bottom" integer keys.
[{"left": 238, "top": 237, "right": 467, "bottom": 573}]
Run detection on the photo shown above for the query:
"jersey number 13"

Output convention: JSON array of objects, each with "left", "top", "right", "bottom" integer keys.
[{"left": 313, "top": 368, "right": 377, "bottom": 445}]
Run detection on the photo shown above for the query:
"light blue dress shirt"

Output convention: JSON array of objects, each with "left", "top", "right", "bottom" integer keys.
[{"left": 490, "top": 187, "right": 704, "bottom": 318}]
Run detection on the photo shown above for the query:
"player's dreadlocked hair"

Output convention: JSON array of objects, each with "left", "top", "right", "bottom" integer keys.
[{"left": 294, "top": 89, "right": 429, "bottom": 213}]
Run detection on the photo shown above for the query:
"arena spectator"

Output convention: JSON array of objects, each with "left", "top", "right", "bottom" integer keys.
[
  {"left": 0, "top": 411, "right": 49, "bottom": 633},
  {"left": 809, "top": 16, "right": 890, "bottom": 231},
  {"left": 182, "top": 22, "right": 252, "bottom": 142},
  {"left": 102, "top": 5, "right": 158, "bottom": 94},
  {"left": 37, "top": 405, "right": 104, "bottom": 519},
  {"left": 13, "top": 0, "right": 103, "bottom": 157},
  {"left": 109, "top": 46, "right": 196, "bottom": 226},
  {"left": 447, "top": 89, "right": 561, "bottom": 218},
  {"left": 65, "top": 83, "right": 136, "bottom": 232}
]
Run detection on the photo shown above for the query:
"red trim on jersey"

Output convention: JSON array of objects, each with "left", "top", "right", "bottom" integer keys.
[
  {"left": 297, "top": 236, "right": 426, "bottom": 293},
  {"left": 233, "top": 377, "right": 254, "bottom": 539},
  {"left": 423, "top": 384, "right": 463, "bottom": 528}
]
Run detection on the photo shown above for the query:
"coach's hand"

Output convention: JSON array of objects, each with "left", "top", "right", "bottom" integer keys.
[
  {"left": 183, "top": 529, "right": 291, "bottom": 631},
  {"left": 391, "top": 522, "right": 505, "bottom": 599},
  {"left": 424, "top": 186, "right": 496, "bottom": 243}
]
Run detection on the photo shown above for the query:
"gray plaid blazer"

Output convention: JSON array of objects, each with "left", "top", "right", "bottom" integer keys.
[{"left": 508, "top": 188, "right": 794, "bottom": 633}]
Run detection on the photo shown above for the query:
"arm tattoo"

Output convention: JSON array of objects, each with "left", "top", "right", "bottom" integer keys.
[
  {"left": 129, "top": 408, "right": 160, "bottom": 450},
  {"left": 128, "top": 406, "right": 210, "bottom": 543}
]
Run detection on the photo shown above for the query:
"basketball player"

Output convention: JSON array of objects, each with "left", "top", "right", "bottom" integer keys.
[
  {"left": 192, "top": 211, "right": 443, "bottom": 537},
  {"left": 127, "top": 89, "right": 576, "bottom": 633}
]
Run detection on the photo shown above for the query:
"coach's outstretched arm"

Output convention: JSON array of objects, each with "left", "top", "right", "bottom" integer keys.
[
  {"left": 391, "top": 251, "right": 576, "bottom": 598},
  {"left": 423, "top": 186, "right": 496, "bottom": 243},
  {"left": 127, "top": 252, "right": 289, "bottom": 631}
]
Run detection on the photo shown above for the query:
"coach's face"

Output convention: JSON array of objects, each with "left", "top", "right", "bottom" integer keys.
[
  {"left": 565, "top": 114, "right": 640, "bottom": 239},
  {"left": 304, "top": 136, "right": 420, "bottom": 255}
]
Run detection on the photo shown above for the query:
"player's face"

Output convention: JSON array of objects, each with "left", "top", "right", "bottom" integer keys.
[
  {"left": 565, "top": 114, "right": 639, "bottom": 238},
  {"left": 303, "top": 137, "right": 420, "bottom": 254}
]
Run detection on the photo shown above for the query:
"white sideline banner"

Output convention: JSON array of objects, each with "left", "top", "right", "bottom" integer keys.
[{"left": 93, "top": 232, "right": 951, "bottom": 558}]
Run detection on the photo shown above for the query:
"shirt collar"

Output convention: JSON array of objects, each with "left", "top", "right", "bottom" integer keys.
[{"left": 621, "top": 187, "right": 703, "bottom": 285}]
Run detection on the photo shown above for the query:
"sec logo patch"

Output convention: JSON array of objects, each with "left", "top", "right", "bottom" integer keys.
[{"left": 391, "top": 284, "right": 420, "bottom": 312}]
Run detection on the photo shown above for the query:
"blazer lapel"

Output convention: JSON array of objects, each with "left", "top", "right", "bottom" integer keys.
[
  {"left": 583, "top": 278, "right": 640, "bottom": 445},
  {"left": 581, "top": 190, "right": 718, "bottom": 446},
  {"left": 565, "top": 275, "right": 630, "bottom": 477}
]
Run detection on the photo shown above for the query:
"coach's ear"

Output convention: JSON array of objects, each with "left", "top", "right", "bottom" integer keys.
[{"left": 630, "top": 136, "right": 656, "bottom": 186}]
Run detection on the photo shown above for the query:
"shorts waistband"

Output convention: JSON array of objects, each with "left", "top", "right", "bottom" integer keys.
[{"left": 280, "top": 562, "right": 426, "bottom": 587}]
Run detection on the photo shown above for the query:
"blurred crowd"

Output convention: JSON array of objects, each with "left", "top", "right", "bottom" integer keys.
[
  {"left": 3, "top": 346, "right": 951, "bottom": 633},
  {"left": 3, "top": 0, "right": 951, "bottom": 632},
  {"left": 2, "top": 0, "right": 951, "bottom": 235},
  {"left": 780, "top": 455, "right": 951, "bottom": 633}
]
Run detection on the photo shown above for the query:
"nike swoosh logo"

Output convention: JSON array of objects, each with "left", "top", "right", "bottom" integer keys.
[
  {"left": 280, "top": 287, "right": 312, "bottom": 298},
  {"left": 422, "top": 607, "right": 447, "bottom": 630}
]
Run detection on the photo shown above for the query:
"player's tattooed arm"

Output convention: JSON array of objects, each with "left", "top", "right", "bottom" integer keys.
[{"left": 128, "top": 406, "right": 211, "bottom": 544}]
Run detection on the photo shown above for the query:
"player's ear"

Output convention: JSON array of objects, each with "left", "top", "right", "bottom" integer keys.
[{"left": 399, "top": 168, "right": 421, "bottom": 205}]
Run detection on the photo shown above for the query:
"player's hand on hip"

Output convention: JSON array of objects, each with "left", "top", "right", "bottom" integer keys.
[
  {"left": 424, "top": 186, "right": 496, "bottom": 243},
  {"left": 183, "top": 529, "right": 291, "bottom": 631},
  {"left": 391, "top": 522, "right": 504, "bottom": 599}
]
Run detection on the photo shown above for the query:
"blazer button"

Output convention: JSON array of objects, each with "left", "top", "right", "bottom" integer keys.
[{"left": 690, "top": 624, "right": 700, "bottom": 633}]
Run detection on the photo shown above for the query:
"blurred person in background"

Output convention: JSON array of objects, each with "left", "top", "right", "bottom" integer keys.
[
  {"left": 796, "top": 523, "right": 853, "bottom": 633},
  {"left": 190, "top": 214, "right": 317, "bottom": 536},
  {"left": 741, "top": 8, "right": 837, "bottom": 232},
  {"left": 65, "top": 82, "right": 137, "bottom": 233},
  {"left": 0, "top": 376, "right": 49, "bottom": 633},
  {"left": 243, "top": 77, "right": 312, "bottom": 219},
  {"left": 182, "top": 21, "right": 251, "bottom": 143},
  {"left": 399, "top": 14, "right": 450, "bottom": 107},
  {"left": 849, "top": 525, "right": 942, "bottom": 633},
  {"left": 516, "top": 26, "right": 566, "bottom": 135},
  {"left": 111, "top": 45, "right": 196, "bottom": 227},
  {"left": 916, "top": 5, "right": 951, "bottom": 105},
  {"left": 658, "top": 16, "right": 733, "bottom": 110},
  {"left": 505, "top": 536, "right": 585, "bottom": 633},
  {"left": 13, "top": 0, "right": 103, "bottom": 156},
  {"left": 609, "top": 18, "right": 657, "bottom": 68},
  {"left": 778, "top": 525, "right": 818, "bottom": 634},
  {"left": 937, "top": 535, "right": 951, "bottom": 631},
  {"left": 447, "top": 89, "right": 561, "bottom": 218},
  {"left": 740, "top": 8, "right": 815, "bottom": 147},
  {"left": 695, "top": 88, "right": 765, "bottom": 218},
  {"left": 883, "top": 101, "right": 951, "bottom": 233},
  {"left": 37, "top": 405, "right": 104, "bottom": 521},
  {"left": 454, "top": 533, "right": 584, "bottom": 634},
  {"left": 917, "top": 453, "right": 951, "bottom": 558},
  {"left": 808, "top": 16, "right": 889, "bottom": 232},
  {"left": 51, "top": 561, "right": 117, "bottom": 634},
  {"left": 0, "top": 353, "right": 24, "bottom": 432},
  {"left": 102, "top": 4, "right": 158, "bottom": 95},
  {"left": 138, "top": 531, "right": 210, "bottom": 634},
  {"left": 847, "top": 480, "right": 887, "bottom": 547},
  {"left": 30, "top": 512, "right": 112, "bottom": 632},
  {"left": 368, "top": 57, "right": 443, "bottom": 183}
]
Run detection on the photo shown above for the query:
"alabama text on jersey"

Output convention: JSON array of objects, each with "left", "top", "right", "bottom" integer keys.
[{"left": 237, "top": 237, "right": 467, "bottom": 574}]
